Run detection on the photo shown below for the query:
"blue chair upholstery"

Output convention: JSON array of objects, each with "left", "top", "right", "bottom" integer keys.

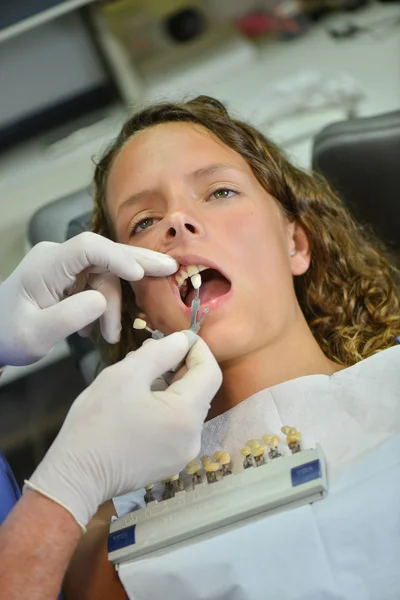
[{"left": 0, "top": 449, "right": 20, "bottom": 525}]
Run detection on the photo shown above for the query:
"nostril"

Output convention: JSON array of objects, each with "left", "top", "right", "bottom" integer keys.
[
  {"left": 168, "top": 227, "right": 177, "bottom": 237},
  {"left": 185, "top": 223, "right": 196, "bottom": 233}
]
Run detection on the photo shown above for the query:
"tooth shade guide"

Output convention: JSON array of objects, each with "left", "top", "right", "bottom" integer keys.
[
  {"left": 133, "top": 319, "right": 164, "bottom": 339},
  {"left": 108, "top": 446, "right": 328, "bottom": 565}
]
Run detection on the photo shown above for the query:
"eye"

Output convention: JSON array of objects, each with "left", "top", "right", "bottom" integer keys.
[
  {"left": 210, "top": 188, "right": 237, "bottom": 201},
  {"left": 131, "top": 217, "right": 157, "bottom": 236}
]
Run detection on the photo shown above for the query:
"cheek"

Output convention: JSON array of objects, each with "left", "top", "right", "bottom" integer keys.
[
  {"left": 131, "top": 279, "right": 153, "bottom": 313},
  {"left": 223, "top": 208, "right": 288, "bottom": 283}
]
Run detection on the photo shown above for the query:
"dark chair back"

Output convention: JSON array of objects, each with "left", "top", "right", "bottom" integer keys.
[{"left": 312, "top": 111, "right": 400, "bottom": 255}]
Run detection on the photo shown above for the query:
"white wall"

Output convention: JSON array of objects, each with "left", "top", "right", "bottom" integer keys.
[{"left": 0, "top": 11, "right": 106, "bottom": 128}]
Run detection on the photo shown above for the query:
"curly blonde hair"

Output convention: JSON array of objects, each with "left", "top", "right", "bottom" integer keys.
[{"left": 92, "top": 95, "right": 400, "bottom": 365}]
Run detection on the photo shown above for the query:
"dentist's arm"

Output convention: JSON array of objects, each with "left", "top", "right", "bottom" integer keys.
[
  {"left": 0, "top": 334, "right": 222, "bottom": 600},
  {"left": 0, "top": 232, "right": 177, "bottom": 366}
]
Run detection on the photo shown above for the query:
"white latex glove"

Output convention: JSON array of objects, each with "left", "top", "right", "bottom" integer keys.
[
  {"left": 0, "top": 232, "right": 177, "bottom": 366},
  {"left": 25, "top": 332, "right": 222, "bottom": 529}
]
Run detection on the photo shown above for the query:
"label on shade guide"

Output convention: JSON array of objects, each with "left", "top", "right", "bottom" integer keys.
[
  {"left": 291, "top": 459, "right": 322, "bottom": 487},
  {"left": 108, "top": 525, "right": 136, "bottom": 553}
]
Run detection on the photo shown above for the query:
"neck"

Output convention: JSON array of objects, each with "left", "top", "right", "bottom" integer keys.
[{"left": 208, "top": 310, "right": 340, "bottom": 420}]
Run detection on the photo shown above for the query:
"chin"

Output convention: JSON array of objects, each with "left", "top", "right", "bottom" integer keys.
[{"left": 200, "top": 320, "right": 253, "bottom": 365}]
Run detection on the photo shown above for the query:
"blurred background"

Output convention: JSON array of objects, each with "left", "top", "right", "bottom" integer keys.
[{"left": 1, "top": 0, "right": 399, "bottom": 484}]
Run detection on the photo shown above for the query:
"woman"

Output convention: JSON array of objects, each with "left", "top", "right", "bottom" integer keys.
[{"left": 64, "top": 96, "right": 400, "bottom": 599}]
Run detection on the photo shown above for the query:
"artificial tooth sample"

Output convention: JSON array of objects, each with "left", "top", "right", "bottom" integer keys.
[
  {"left": 253, "top": 445, "right": 266, "bottom": 467},
  {"left": 201, "top": 455, "right": 212, "bottom": 468},
  {"left": 204, "top": 461, "right": 221, "bottom": 484},
  {"left": 162, "top": 478, "right": 174, "bottom": 501},
  {"left": 144, "top": 484, "right": 156, "bottom": 505},
  {"left": 268, "top": 436, "right": 282, "bottom": 460},
  {"left": 170, "top": 473, "right": 184, "bottom": 494},
  {"left": 240, "top": 446, "right": 254, "bottom": 469},
  {"left": 219, "top": 451, "right": 232, "bottom": 476},
  {"left": 262, "top": 434, "right": 273, "bottom": 446},
  {"left": 133, "top": 318, "right": 164, "bottom": 339},
  {"left": 246, "top": 439, "right": 261, "bottom": 452},
  {"left": 287, "top": 428, "right": 302, "bottom": 454},
  {"left": 133, "top": 318, "right": 147, "bottom": 329},
  {"left": 191, "top": 273, "right": 202, "bottom": 289},
  {"left": 186, "top": 459, "right": 203, "bottom": 487}
]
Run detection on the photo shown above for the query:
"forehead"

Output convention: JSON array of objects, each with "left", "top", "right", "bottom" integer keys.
[{"left": 106, "top": 122, "right": 253, "bottom": 205}]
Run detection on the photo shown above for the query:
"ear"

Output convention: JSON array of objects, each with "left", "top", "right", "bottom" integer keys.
[{"left": 287, "top": 222, "right": 311, "bottom": 276}]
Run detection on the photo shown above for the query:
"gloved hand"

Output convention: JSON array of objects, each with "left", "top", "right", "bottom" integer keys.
[
  {"left": 0, "top": 232, "right": 177, "bottom": 366},
  {"left": 25, "top": 332, "right": 222, "bottom": 529}
]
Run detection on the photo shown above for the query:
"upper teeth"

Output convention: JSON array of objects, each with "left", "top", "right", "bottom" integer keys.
[{"left": 176, "top": 265, "right": 209, "bottom": 289}]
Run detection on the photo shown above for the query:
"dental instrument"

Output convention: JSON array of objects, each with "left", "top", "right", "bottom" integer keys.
[
  {"left": 133, "top": 268, "right": 209, "bottom": 347},
  {"left": 188, "top": 271, "right": 209, "bottom": 334}
]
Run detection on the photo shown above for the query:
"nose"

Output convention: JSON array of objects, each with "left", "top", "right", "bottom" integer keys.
[{"left": 162, "top": 210, "right": 205, "bottom": 242}]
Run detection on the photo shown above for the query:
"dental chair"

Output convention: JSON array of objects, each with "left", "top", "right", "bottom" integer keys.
[{"left": 312, "top": 109, "right": 400, "bottom": 258}]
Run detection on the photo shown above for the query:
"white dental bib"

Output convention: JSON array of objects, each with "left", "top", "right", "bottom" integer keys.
[
  {"left": 114, "top": 346, "right": 400, "bottom": 600},
  {"left": 200, "top": 344, "right": 400, "bottom": 480}
]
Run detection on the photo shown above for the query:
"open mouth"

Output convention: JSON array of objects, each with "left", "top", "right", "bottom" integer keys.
[{"left": 178, "top": 266, "right": 232, "bottom": 308}]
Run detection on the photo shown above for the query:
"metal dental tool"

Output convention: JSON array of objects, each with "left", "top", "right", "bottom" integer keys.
[{"left": 189, "top": 274, "right": 209, "bottom": 334}]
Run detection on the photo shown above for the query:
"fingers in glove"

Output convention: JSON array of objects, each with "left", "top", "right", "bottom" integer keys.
[
  {"left": 61, "top": 233, "right": 177, "bottom": 280},
  {"left": 77, "top": 323, "right": 94, "bottom": 338},
  {"left": 88, "top": 272, "right": 122, "bottom": 344},
  {"left": 123, "top": 246, "right": 178, "bottom": 277},
  {"left": 166, "top": 337, "right": 222, "bottom": 416},
  {"left": 122, "top": 332, "right": 192, "bottom": 386},
  {"left": 35, "top": 291, "right": 106, "bottom": 355}
]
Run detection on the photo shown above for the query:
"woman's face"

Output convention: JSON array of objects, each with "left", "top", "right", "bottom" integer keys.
[{"left": 107, "top": 122, "right": 309, "bottom": 363}]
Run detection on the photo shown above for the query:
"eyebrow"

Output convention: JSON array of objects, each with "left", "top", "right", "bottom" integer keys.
[
  {"left": 117, "top": 163, "right": 244, "bottom": 217},
  {"left": 117, "top": 190, "right": 154, "bottom": 218},
  {"left": 187, "top": 162, "right": 245, "bottom": 180}
]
